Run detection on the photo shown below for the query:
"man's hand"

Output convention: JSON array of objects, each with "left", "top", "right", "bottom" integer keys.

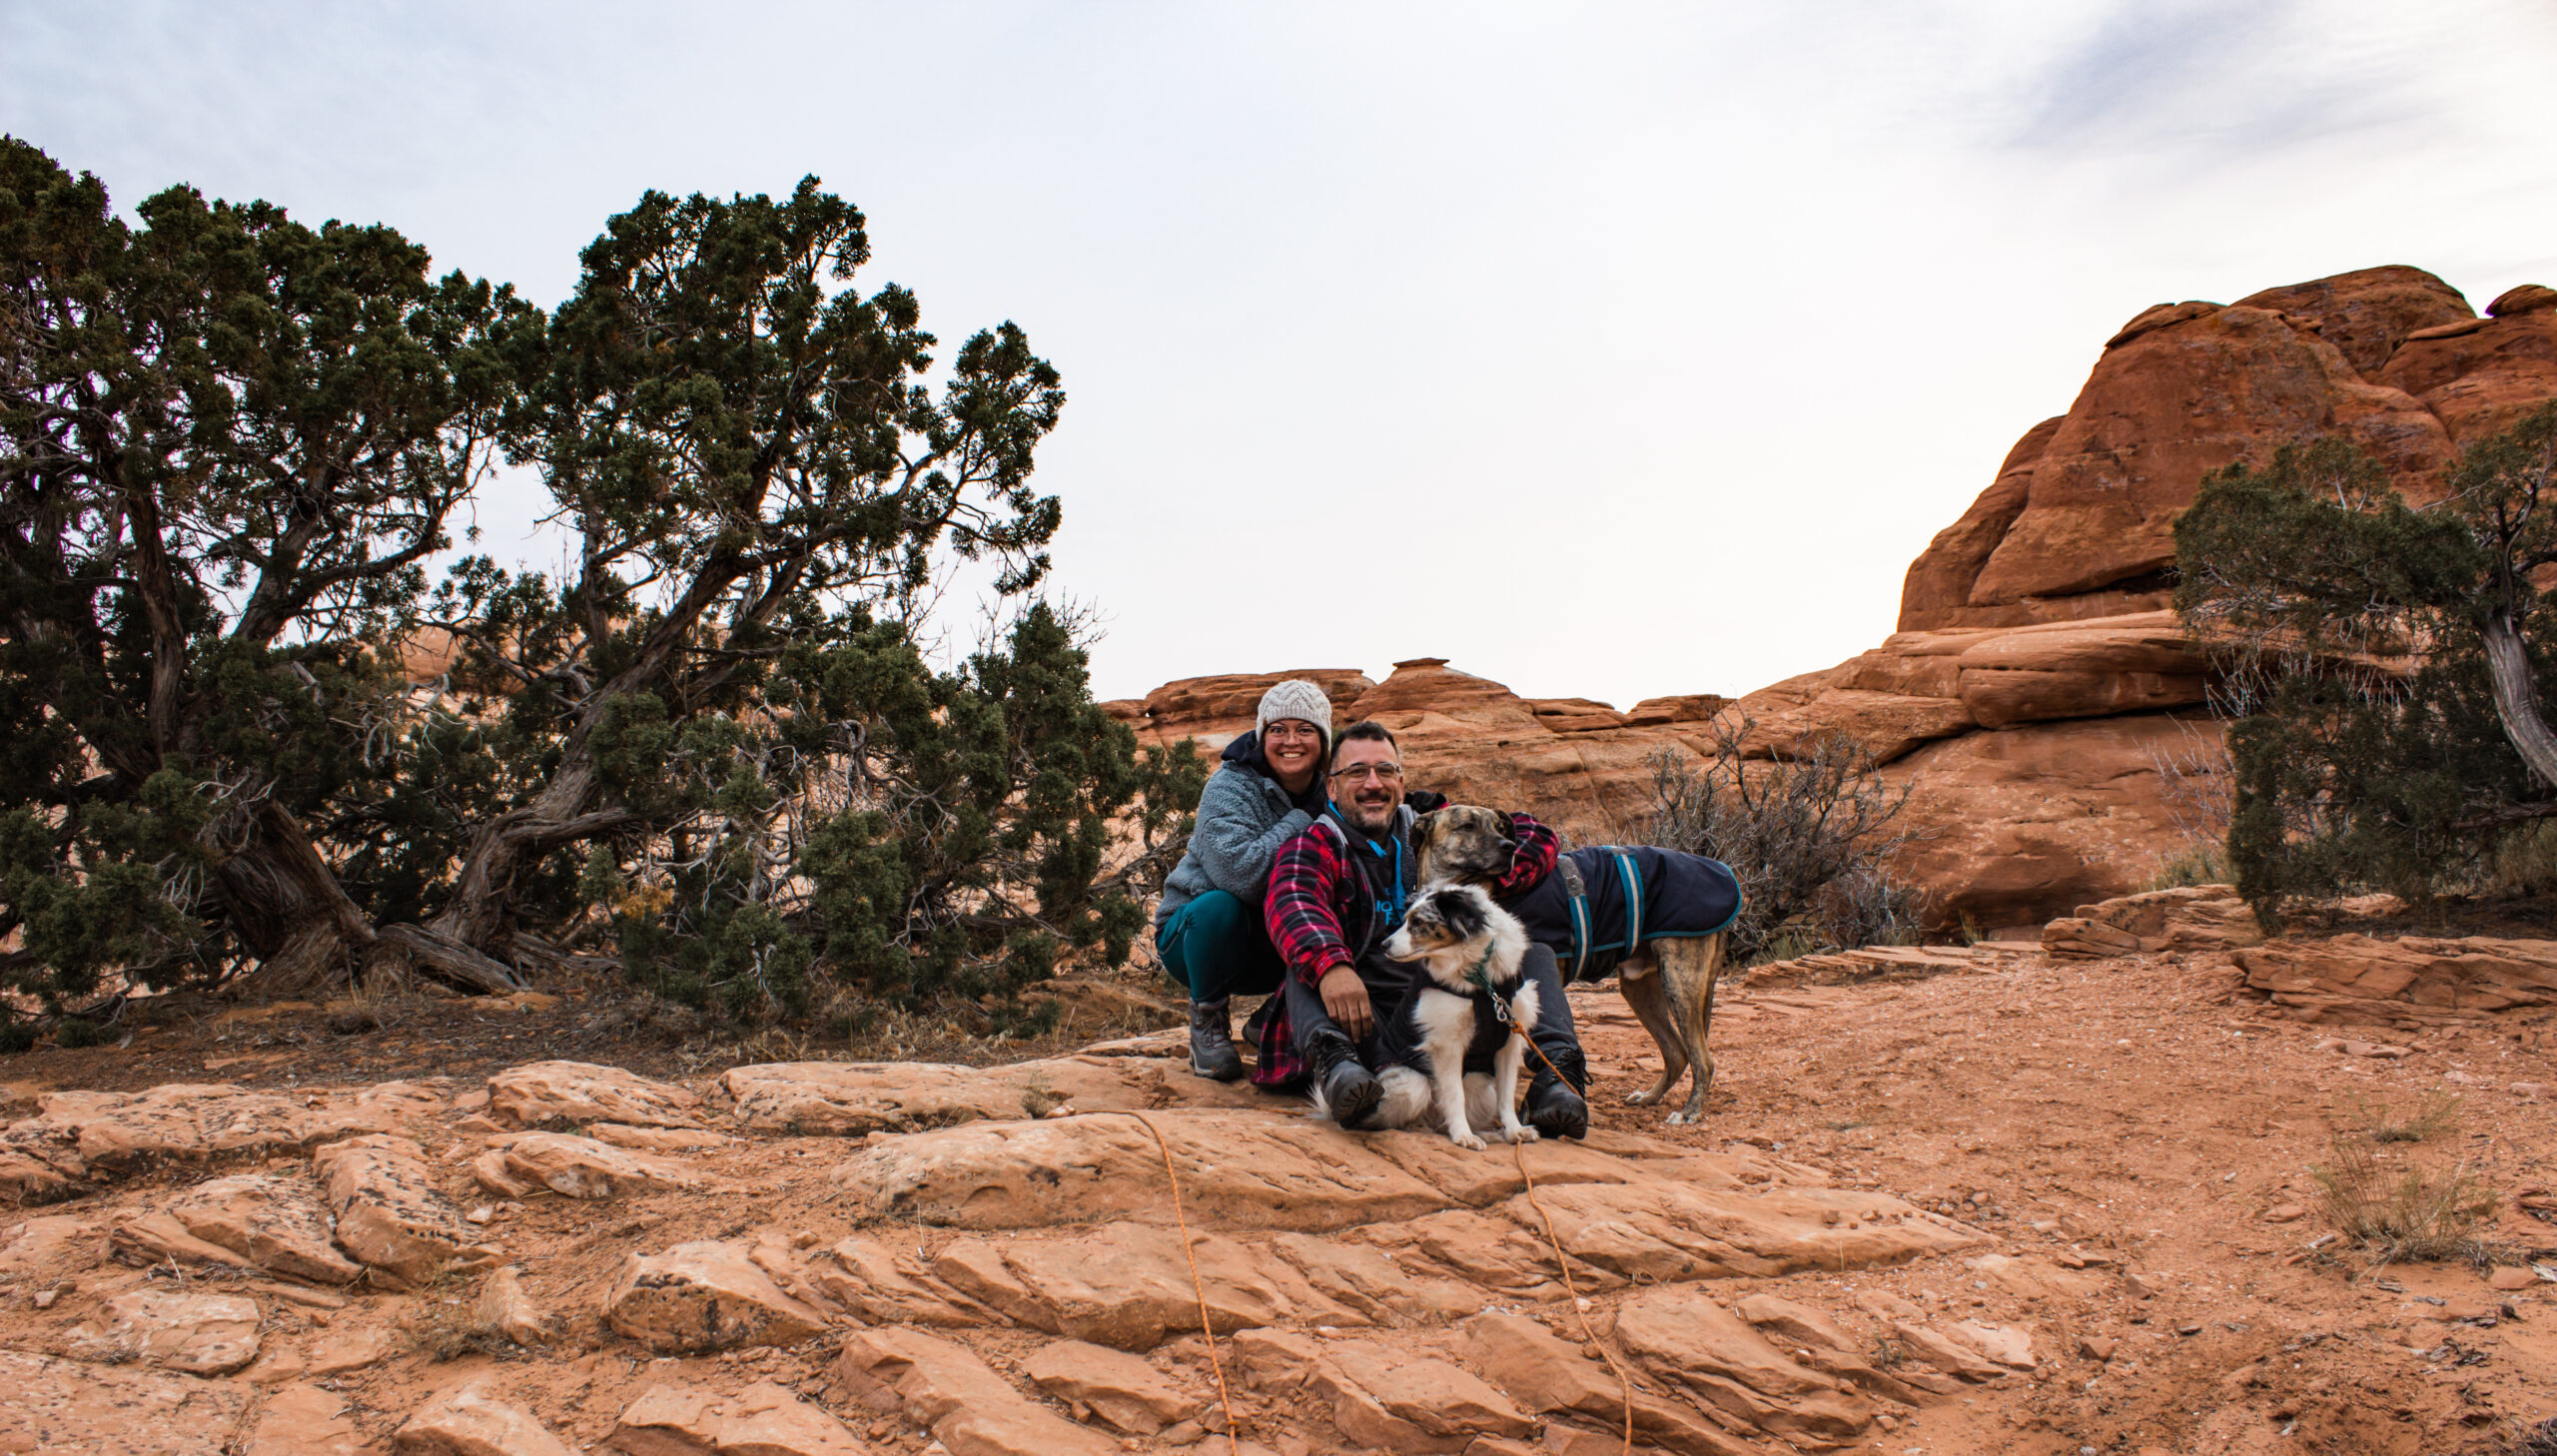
[{"left": 1318, "top": 966, "right": 1374, "bottom": 1040}]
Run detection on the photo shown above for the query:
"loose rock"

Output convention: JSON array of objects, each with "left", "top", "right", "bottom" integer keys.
[
  {"left": 606, "top": 1240, "right": 829, "bottom": 1353},
  {"left": 485, "top": 1062, "right": 705, "bottom": 1130},
  {"left": 314, "top": 1133, "right": 497, "bottom": 1285},
  {"left": 0, "top": 1347, "right": 253, "bottom": 1455},
  {"left": 65, "top": 1288, "right": 262, "bottom": 1375},
  {"left": 394, "top": 1381, "right": 576, "bottom": 1456}
]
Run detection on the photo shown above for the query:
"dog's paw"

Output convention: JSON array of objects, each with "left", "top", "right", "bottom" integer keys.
[
  {"left": 1664, "top": 1110, "right": 1693, "bottom": 1126},
  {"left": 1623, "top": 1090, "right": 1658, "bottom": 1106},
  {"left": 1507, "top": 1126, "right": 1540, "bottom": 1143},
  {"left": 1450, "top": 1131, "right": 1488, "bottom": 1151}
]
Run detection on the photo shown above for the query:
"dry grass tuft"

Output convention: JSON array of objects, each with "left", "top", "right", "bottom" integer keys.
[
  {"left": 2311, "top": 1130, "right": 2498, "bottom": 1265},
  {"left": 2343, "top": 1089, "right": 2462, "bottom": 1144},
  {"left": 406, "top": 1286, "right": 508, "bottom": 1362},
  {"left": 1019, "top": 1072, "right": 1061, "bottom": 1118}
]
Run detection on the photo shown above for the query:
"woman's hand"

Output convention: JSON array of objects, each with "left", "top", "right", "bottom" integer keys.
[{"left": 1318, "top": 966, "right": 1374, "bottom": 1039}]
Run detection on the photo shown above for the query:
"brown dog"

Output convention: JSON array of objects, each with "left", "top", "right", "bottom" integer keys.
[{"left": 1411, "top": 805, "right": 1731, "bottom": 1124}]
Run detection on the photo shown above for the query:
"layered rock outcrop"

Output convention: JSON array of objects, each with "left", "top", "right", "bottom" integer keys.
[{"left": 1114, "top": 266, "right": 2557, "bottom": 929}]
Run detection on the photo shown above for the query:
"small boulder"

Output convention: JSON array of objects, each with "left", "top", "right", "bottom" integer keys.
[
  {"left": 1890, "top": 1321, "right": 2005, "bottom": 1381},
  {"left": 245, "top": 1384, "right": 364, "bottom": 1456},
  {"left": 836, "top": 1325, "right": 1122, "bottom": 1456},
  {"left": 2488, "top": 1266, "right": 2540, "bottom": 1292},
  {"left": 607, "top": 1381, "right": 865, "bottom": 1456},
  {"left": 1735, "top": 1293, "right": 1859, "bottom": 1353},
  {"left": 166, "top": 1172, "right": 364, "bottom": 1285},
  {"left": 66, "top": 1289, "right": 262, "bottom": 1376},
  {"left": 0, "top": 1347, "right": 252, "bottom": 1455},
  {"left": 478, "top": 1266, "right": 557, "bottom": 1348},
  {"left": 1023, "top": 1339, "right": 1191, "bottom": 1435},
  {"left": 471, "top": 1132, "right": 710, "bottom": 1200},
  {"left": 1949, "top": 1320, "right": 2037, "bottom": 1370},
  {"left": 485, "top": 1062, "right": 705, "bottom": 1130},
  {"left": 313, "top": 1133, "right": 497, "bottom": 1286},
  {"left": 393, "top": 1382, "right": 575, "bottom": 1456},
  {"left": 605, "top": 1240, "right": 828, "bottom": 1354}
]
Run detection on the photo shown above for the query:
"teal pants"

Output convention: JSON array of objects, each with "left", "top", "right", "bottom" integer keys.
[{"left": 1156, "top": 890, "right": 1286, "bottom": 1003}]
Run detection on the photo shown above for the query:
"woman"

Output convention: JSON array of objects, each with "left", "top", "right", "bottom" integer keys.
[{"left": 1156, "top": 679, "right": 1333, "bottom": 1080}]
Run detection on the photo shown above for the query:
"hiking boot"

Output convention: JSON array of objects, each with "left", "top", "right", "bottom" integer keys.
[
  {"left": 1188, "top": 996, "right": 1245, "bottom": 1082},
  {"left": 1311, "top": 1033, "right": 1382, "bottom": 1129},
  {"left": 1526, "top": 1044, "right": 1590, "bottom": 1139},
  {"left": 1526, "top": 1078, "right": 1589, "bottom": 1139}
]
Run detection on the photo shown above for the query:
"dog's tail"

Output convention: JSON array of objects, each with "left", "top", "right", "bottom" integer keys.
[{"left": 1376, "top": 1066, "right": 1432, "bottom": 1130}]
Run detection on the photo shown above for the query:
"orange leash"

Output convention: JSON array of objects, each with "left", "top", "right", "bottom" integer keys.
[
  {"left": 1506, "top": 1025, "right": 1636, "bottom": 1456},
  {"left": 1119, "top": 1110, "right": 1242, "bottom": 1456}
]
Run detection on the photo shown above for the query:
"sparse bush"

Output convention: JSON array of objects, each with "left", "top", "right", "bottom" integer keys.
[
  {"left": 52, "top": 1018, "right": 112, "bottom": 1050},
  {"left": 2311, "top": 1129, "right": 2497, "bottom": 1264},
  {"left": 2344, "top": 1090, "right": 2461, "bottom": 1144},
  {"left": 1644, "top": 722, "right": 1924, "bottom": 965},
  {"left": 2507, "top": 1416, "right": 2557, "bottom": 1456},
  {"left": 2140, "top": 720, "right": 2235, "bottom": 891},
  {"left": 0, "top": 1019, "right": 35, "bottom": 1054},
  {"left": 2143, "top": 844, "right": 2232, "bottom": 891}
]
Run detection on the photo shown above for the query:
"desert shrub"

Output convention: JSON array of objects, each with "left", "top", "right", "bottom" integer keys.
[
  {"left": 2508, "top": 1417, "right": 2557, "bottom": 1456},
  {"left": 1643, "top": 721, "right": 1923, "bottom": 965},
  {"left": 2140, "top": 722, "right": 2236, "bottom": 890},
  {"left": 2343, "top": 1089, "right": 2462, "bottom": 1144},
  {"left": 2143, "top": 844, "right": 2232, "bottom": 891},
  {"left": 0, "top": 1018, "right": 36, "bottom": 1054},
  {"left": 52, "top": 1018, "right": 112, "bottom": 1050},
  {"left": 2311, "top": 1129, "right": 2496, "bottom": 1264}
]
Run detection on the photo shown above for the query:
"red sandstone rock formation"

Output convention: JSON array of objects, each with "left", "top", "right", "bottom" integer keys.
[{"left": 1118, "top": 268, "right": 2556, "bottom": 931}]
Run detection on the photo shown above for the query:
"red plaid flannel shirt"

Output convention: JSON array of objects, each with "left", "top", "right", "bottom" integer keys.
[{"left": 1251, "top": 810, "right": 1557, "bottom": 1089}]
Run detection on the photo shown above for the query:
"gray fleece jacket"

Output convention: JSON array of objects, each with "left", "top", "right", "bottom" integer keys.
[{"left": 1155, "top": 731, "right": 1323, "bottom": 929}]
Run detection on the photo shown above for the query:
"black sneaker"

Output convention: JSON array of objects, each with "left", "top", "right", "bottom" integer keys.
[
  {"left": 1311, "top": 1033, "right": 1382, "bottom": 1129},
  {"left": 1188, "top": 996, "right": 1244, "bottom": 1083}
]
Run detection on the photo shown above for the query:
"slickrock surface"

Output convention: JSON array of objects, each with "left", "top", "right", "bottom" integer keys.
[
  {"left": 7, "top": 941, "right": 2557, "bottom": 1454},
  {"left": 2042, "top": 883, "right": 2267, "bottom": 960},
  {"left": 1108, "top": 268, "right": 2557, "bottom": 927}
]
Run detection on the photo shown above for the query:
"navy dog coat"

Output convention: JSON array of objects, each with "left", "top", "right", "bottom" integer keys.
[{"left": 1501, "top": 846, "right": 1742, "bottom": 984}]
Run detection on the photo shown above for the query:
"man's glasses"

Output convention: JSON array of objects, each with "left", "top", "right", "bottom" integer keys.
[{"left": 1328, "top": 762, "right": 1404, "bottom": 783}]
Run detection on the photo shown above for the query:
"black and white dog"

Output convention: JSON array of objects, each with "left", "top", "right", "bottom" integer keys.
[{"left": 1353, "top": 883, "right": 1543, "bottom": 1149}]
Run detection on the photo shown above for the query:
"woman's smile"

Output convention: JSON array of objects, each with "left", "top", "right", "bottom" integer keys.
[{"left": 1263, "top": 718, "right": 1323, "bottom": 793}]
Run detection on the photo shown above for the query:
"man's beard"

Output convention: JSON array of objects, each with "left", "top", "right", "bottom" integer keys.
[{"left": 1338, "top": 794, "right": 1398, "bottom": 836}]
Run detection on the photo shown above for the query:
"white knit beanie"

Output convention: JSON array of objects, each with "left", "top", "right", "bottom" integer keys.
[{"left": 1257, "top": 679, "right": 1333, "bottom": 748}]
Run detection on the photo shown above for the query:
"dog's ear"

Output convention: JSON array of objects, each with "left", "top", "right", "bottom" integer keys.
[
  {"left": 1436, "top": 886, "right": 1488, "bottom": 942},
  {"left": 1409, "top": 809, "right": 1439, "bottom": 859}
]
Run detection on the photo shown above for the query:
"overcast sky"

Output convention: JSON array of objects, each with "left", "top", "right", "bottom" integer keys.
[{"left": 9, "top": 2, "right": 2557, "bottom": 707}]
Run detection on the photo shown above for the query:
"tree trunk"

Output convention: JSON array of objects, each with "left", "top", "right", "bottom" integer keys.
[
  {"left": 217, "top": 801, "right": 523, "bottom": 998},
  {"left": 428, "top": 761, "right": 637, "bottom": 958},
  {"left": 2482, "top": 608, "right": 2557, "bottom": 788}
]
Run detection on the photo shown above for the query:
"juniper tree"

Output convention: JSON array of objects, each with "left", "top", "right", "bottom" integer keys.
[
  {"left": 420, "top": 179, "right": 1072, "bottom": 976},
  {"left": 1, "top": 145, "right": 1202, "bottom": 1031},
  {"left": 0, "top": 138, "right": 523, "bottom": 1007},
  {"left": 2172, "top": 406, "right": 2557, "bottom": 921}
]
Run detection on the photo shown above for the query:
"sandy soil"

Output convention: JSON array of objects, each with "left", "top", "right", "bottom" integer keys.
[{"left": 1609, "top": 949, "right": 2557, "bottom": 1455}]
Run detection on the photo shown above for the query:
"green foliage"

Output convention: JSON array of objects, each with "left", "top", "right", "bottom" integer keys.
[
  {"left": 0, "top": 141, "right": 1196, "bottom": 1034},
  {"left": 585, "top": 603, "right": 1202, "bottom": 1027},
  {"left": 2173, "top": 407, "right": 2557, "bottom": 923},
  {"left": 0, "top": 136, "right": 518, "bottom": 1001}
]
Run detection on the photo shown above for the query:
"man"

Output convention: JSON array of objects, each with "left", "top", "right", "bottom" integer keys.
[{"left": 1255, "top": 719, "right": 1591, "bottom": 1137}]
